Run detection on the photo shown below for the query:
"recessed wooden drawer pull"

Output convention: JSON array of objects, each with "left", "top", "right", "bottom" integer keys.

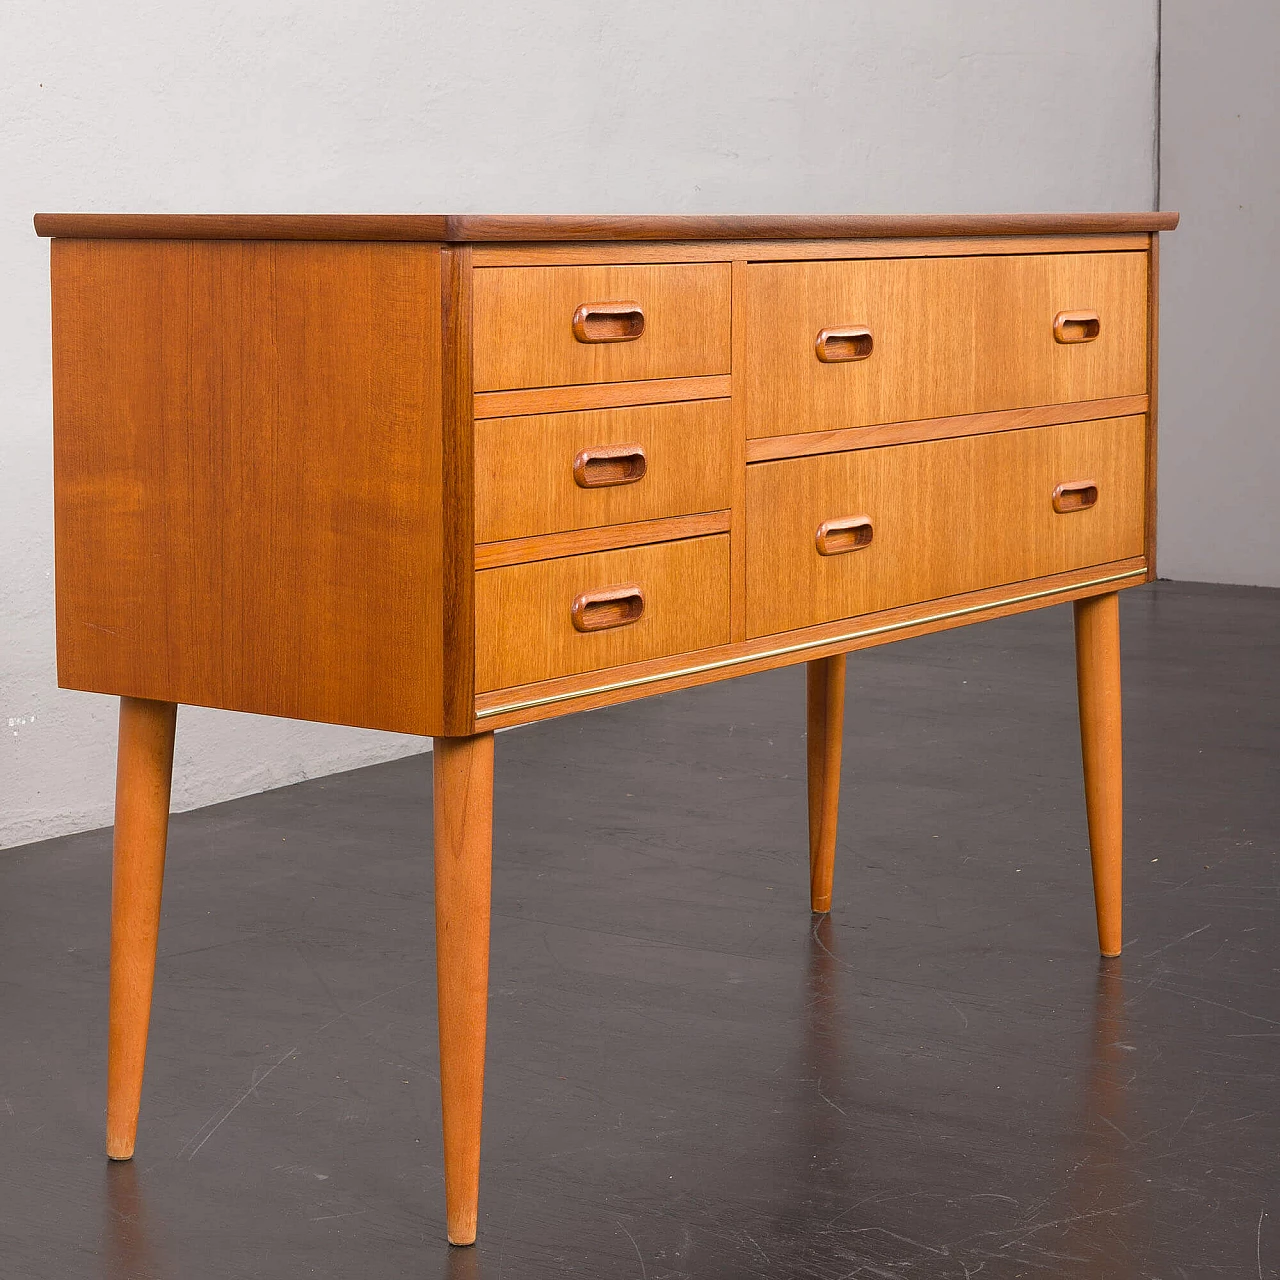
[
  {"left": 572, "top": 301, "right": 645, "bottom": 344},
  {"left": 814, "top": 326, "right": 874, "bottom": 363},
  {"left": 571, "top": 582, "right": 646, "bottom": 632},
  {"left": 815, "top": 515, "right": 874, "bottom": 556},
  {"left": 572, "top": 443, "right": 648, "bottom": 489},
  {"left": 1053, "top": 310, "right": 1101, "bottom": 344},
  {"left": 1053, "top": 480, "right": 1099, "bottom": 513}
]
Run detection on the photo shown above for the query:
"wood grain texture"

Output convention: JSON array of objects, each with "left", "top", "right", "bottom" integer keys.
[
  {"left": 745, "top": 253, "right": 1148, "bottom": 438},
  {"left": 51, "top": 238, "right": 444, "bottom": 733},
  {"left": 472, "top": 263, "right": 731, "bottom": 392},
  {"left": 432, "top": 732, "right": 494, "bottom": 1246},
  {"left": 474, "top": 535, "right": 730, "bottom": 691},
  {"left": 746, "top": 417, "right": 1146, "bottom": 638},
  {"left": 473, "top": 559, "right": 1148, "bottom": 729},
  {"left": 1073, "top": 592, "right": 1124, "bottom": 957},
  {"left": 449, "top": 213, "right": 1181, "bottom": 242},
  {"left": 441, "top": 245, "right": 477, "bottom": 735},
  {"left": 729, "top": 260, "right": 749, "bottom": 642},
  {"left": 745, "top": 396, "right": 1148, "bottom": 462},
  {"left": 106, "top": 697, "right": 177, "bottom": 1161},
  {"left": 475, "top": 399, "right": 732, "bottom": 542},
  {"left": 1145, "top": 236, "right": 1160, "bottom": 579},
  {"left": 806, "top": 655, "right": 845, "bottom": 914},
  {"left": 475, "top": 512, "right": 730, "bottom": 571},
  {"left": 35, "top": 212, "right": 1180, "bottom": 241},
  {"left": 471, "top": 234, "right": 1154, "bottom": 266},
  {"left": 473, "top": 374, "right": 730, "bottom": 418}
]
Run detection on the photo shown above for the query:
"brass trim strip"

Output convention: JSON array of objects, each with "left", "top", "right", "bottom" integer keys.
[{"left": 475, "top": 567, "right": 1146, "bottom": 720}]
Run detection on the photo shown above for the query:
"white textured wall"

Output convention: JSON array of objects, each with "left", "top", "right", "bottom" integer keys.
[
  {"left": 1157, "top": 2, "right": 1280, "bottom": 586},
  {"left": 0, "top": 2, "right": 1159, "bottom": 847}
]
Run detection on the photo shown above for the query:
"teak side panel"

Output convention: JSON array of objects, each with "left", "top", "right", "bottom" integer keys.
[
  {"left": 745, "top": 253, "right": 1148, "bottom": 437},
  {"left": 471, "top": 263, "right": 731, "bottom": 392},
  {"left": 474, "top": 399, "right": 733, "bottom": 543},
  {"left": 474, "top": 535, "right": 730, "bottom": 691},
  {"left": 746, "top": 417, "right": 1147, "bottom": 637},
  {"left": 51, "top": 239, "right": 445, "bottom": 734}
]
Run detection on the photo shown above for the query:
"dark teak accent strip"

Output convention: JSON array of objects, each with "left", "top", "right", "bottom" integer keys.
[{"left": 440, "top": 244, "right": 476, "bottom": 735}]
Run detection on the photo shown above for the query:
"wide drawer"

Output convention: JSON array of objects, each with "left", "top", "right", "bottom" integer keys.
[
  {"left": 475, "top": 535, "right": 730, "bottom": 691},
  {"left": 744, "top": 253, "right": 1148, "bottom": 438},
  {"left": 475, "top": 399, "right": 733, "bottom": 543},
  {"left": 746, "top": 417, "right": 1146, "bottom": 637},
  {"left": 472, "top": 263, "right": 732, "bottom": 392}
]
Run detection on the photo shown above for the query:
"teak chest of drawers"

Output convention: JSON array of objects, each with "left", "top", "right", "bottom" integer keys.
[{"left": 35, "top": 210, "right": 1178, "bottom": 1246}]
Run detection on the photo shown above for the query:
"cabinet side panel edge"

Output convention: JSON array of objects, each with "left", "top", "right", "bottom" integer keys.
[
  {"left": 1145, "top": 234, "right": 1160, "bottom": 579},
  {"left": 441, "top": 245, "right": 477, "bottom": 734}
]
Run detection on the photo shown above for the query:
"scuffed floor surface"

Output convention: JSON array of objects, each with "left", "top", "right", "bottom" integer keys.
[{"left": 0, "top": 580, "right": 1276, "bottom": 1279}]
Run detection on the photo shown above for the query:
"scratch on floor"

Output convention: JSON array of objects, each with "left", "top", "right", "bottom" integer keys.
[
  {"left": 816, "top": 1078, "right": 848, "bottom": 1116},
  {"left": 843, "top": 1225, "right": 950, "bottom": 1257},
  {"left": 983, "top": 1200, "right": 1145, "bottom": 1251},
  {"left": 1258, "top": 1208, "right": 1267, "bottom": 1280},
  {"left": 178, "top": 1044, "right": 299, "bottom": 1160},
  {"left": 1149, "top": 984, "right": 1280, "bottom": 1029},
  {"left": 741, "top": 1229, "right": 769, "bottom": 1265},
  {"left": 1144, "top": 922, "right": 1213, "bottom": 959},
  {"left": 1098, "top": 1113, "right": 1133, "bottom": 1144},
  {"left": 614, "top": 1217, "right": 648, "bottom": 1280},
  {"left": 312, "top": 978, "right": 427, "bottom": 1035},
  {"left": 940, "top": 993, "right": 971, "bottom": 1031}
]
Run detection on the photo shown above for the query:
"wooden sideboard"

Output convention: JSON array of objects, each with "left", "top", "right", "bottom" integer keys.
[{"left": 36, "top": 210, "right": 1177, "bottom": 1246}]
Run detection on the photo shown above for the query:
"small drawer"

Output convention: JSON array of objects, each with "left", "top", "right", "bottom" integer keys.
[
  {"left": 475, "top": 399, "right": 733, "bottom": 543},
  {"left": 475, "top": 535, "right": 730, "bottom": 691},
  {"left": 746, "top": 416, "right": 1146, "bottom": 637},
  {"left": 744, "top": 253, "right": 1148, "bottom": 438},
  {"left": 472, "top": 263, "right": 732, "bottom": 392}
]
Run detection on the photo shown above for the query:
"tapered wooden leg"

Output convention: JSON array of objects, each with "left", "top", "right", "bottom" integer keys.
[
  {"left": 1073, "top": 592, "right": 1124, "bottom": 957},
  {"left": 807, "top": 654, "right": 846, "bottom": 913},
  {"left": 432, "top": 733, "right": 494, "bottom": 1247},
  {"left": 107, "top": 697, "right": 178, "bottom": 1160}
]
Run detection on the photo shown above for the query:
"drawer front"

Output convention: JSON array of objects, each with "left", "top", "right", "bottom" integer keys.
[
  {"left": 745, "top": 253, "right": 1148, "bottom": 438},
  {"left": 746, "top": 417, "right": 1146, "bottom": 637},
  {"left": 475, "top": 535, "right": 730, "bottom": 691},
  {"left": 475, "top": 399, "right": 733, "bottom": 543},
  {"left": 473, "top": 264, "right": 732, "bottom": 392}
]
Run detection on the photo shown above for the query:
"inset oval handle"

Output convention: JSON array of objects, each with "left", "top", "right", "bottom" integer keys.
[
  {"left": 1053, "top": 480, "right": 1099, "bottom": 513},
  {"left": 1053, "top": 310, "right": 1101, "bottom": 344},
  {"left": 815, "top": 515, "right": 874, "bottom": 556},
  {"left": 572, "top": 301, "right": 645, "bottom": 344},
  {"left": 573, "top": 443, "right": 648, "bottom": 489},
  {"left": 571, "top": 582, "right": 645, "bottom": 632},
  {"left": 815, "top": 326, "right": 874, "bottom": 363}
]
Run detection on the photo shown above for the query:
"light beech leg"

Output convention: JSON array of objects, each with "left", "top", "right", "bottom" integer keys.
[
  {"left": 1073, "top": 592, "right": 1124, "bottom": 957},
  {"left": 806, "top": 654, "right": 847, "bottom": 913},
  {"left": 432, "top": 733, "right": 495, "bottom": 1246},
  {"left": 106, "top": 697, "right": 178, "bottom": 1160}
]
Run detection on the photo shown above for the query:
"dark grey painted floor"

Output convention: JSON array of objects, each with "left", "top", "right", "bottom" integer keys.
[{"left": 1, "top": 580, "right": 1277, "bottom": 1280}]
